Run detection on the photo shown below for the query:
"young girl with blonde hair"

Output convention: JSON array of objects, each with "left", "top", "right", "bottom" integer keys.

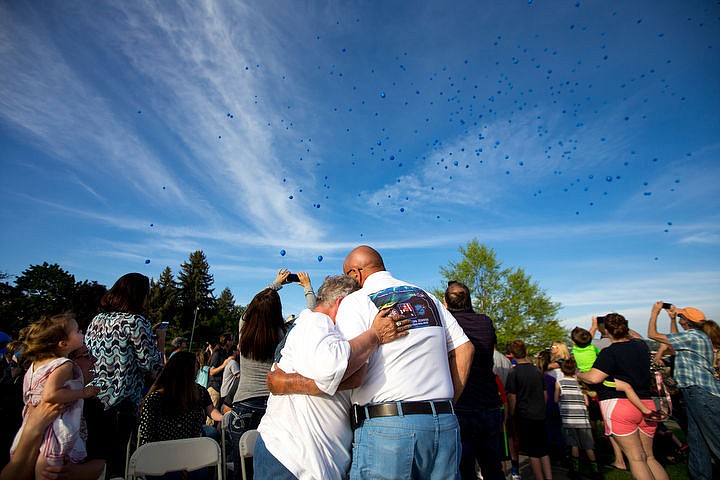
[{"left": 10, "top": 314, "right": 100, "bottom": 478}]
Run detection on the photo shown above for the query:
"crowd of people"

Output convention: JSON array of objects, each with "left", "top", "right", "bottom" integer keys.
[{"left": 1, "top": 245, "right": 719, "bottom": 480}]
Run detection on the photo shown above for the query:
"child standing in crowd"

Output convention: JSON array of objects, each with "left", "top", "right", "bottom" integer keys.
[
  {"left": 506, "top": 340, "right": 553, "bottom": 480},
  {"left": 10, "top": 314, "right": 100, "bottom": 478},
  {"left": 555, "top": 357, "right": 599, "bottom": 479}
]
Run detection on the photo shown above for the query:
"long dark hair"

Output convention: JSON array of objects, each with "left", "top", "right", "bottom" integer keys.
[
  {"left": 239, "top": 288, "right": 285, "bottom": 361},
  {"left": 143, "top": 351, "right": 199, "bottom": 416},
  {"left": 100, "top": 273, "right": 149, "bottom": 315}
]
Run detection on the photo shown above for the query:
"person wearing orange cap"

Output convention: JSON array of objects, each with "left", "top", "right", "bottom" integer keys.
[{"left": 647, "top": 302, "right": 720, "bottom": 480}]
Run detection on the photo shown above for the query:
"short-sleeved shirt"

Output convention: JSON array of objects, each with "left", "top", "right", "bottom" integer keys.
[
  {"left": 220, "top": 358, "right": 240, "bottom": 399},
  {"left": 208, "top": 348, "right": 229, "bottom": 391},
  {"left": 335, "top": 271, "right": 470, "bottom": 406},
  {"left": 138, "top": 384, "right": 212, "bottom": 445},
  {"left": 591, "top": 339, "right": 652, "bottom": 401},
  {"left": 572, "top": 344, "right": 599, "bottom": 372},
  {"left": 506, "top": 362, "right": 546, "bottom": 421},
  {"left": 258, "top": 309, "right": 352, "bottom": 480},
  {"left": 558, "top": 377, "right": 591, "bottom": 429},
  {"left": 667, "top": 329, "right": 720, "bottom": 397}
]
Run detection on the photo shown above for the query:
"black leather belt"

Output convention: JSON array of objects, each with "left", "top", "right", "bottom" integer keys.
[{"left": 351, "top": 400, "right": 454, "bottom": 430}]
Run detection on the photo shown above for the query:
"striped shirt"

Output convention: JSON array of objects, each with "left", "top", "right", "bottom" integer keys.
[{"left": 558, "top": 377, "right": 591, "bottom": 429}]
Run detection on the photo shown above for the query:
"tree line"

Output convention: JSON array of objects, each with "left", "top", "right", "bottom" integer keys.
[
  {"left": 0, "top": 251, "right": 242, "bottom": 349},
  {"left": 0, "top": 240, "right": 568, "bottom": 353}
]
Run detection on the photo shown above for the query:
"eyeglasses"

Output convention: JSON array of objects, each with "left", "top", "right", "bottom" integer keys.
[{"left": 345, "top": 267, "right": 364, "bottom": 284}]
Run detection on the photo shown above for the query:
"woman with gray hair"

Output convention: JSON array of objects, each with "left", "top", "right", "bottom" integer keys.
[{"left": 256, "top": 275, "right": 411, "bottom": 480}]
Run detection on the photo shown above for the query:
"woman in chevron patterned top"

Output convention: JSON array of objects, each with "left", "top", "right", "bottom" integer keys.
[{"left": 85, "top": 272, "right": 166, "bottom": 477}]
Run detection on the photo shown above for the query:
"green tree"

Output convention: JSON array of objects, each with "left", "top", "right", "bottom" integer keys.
[
  {"left": 14, "top": 263, "right": 76, "bottom": 323},
  {"left": 178, "top": 251, "right": 216, "bottom": 345},
  {"left": 438, "top": 239, "right": 566, "bottom": 353},
  {"left": 206, "top": 287, "right": 243, "bottom": 335},
  {"left": 71, "top": 280, "right": 107, "bottom": 330},
  {"left": 148, "top": 266, "right": 180, "bottom": 330},
  {"left": 0, "top": 272, "right": 24, "bottom": 336}
]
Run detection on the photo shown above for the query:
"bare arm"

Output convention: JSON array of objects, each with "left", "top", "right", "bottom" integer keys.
[
  {"left": 337, "top": 364, "right": 368, "bottom": 390},
  {"left": 507, "top": 392, "right": 517, "bottom": 417},
  {"left": 654, "top": 343, "right": 673, "bottom": 365},
  {"left": 266, "top": 365, "right": 323, "bottom": 396},
  {"left": 37, "top": 460, "right": 106, "bottom": 480},
  {"left": 448, "top": 341, "right": 475, "bottom": 403},
  {"left": 577, "top": 367, "right": 608, "bottom": 385},
  {"left": 589, "top": 316, "right": 598, "bottom": 338},
  {"left": 209, "top": 356, "right": 231, "bottom": 377},
  {"left": 267, "top": 309, "right": 410, "bottom": 394},
  {"left": 648, "top": 301, "right": 671, "bottom": 344},
  {"left": 1, "top": 402, "right": 61, "bottom": 480},
  {"left": 42, "top": 363, "right": 99, "bottom": 404},
  {"left": 205, "top": 405, "right": 224, "bottom": 423},
  {"left": 668, "top": 306, "right": 679, "bottom": 334},
  {"left": 628, "top": 329, "right": 643, "bottom": 340}
]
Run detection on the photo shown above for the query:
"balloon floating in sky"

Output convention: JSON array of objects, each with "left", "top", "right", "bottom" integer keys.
[
  {"left": 317, "top": 255, "right": 323, "bottom": 262},
  {"left": 380, "top": 91, "right": 386, "bottom": 98},
  {"left": 144, "top": 259, "right": 151, "bottom": 264},
  {"left": 280, "top": 249, "right": 286, "bottom": 256}
]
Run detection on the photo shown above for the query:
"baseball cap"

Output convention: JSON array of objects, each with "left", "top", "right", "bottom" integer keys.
[{"left": 676, "top": 307, "right": 706, "bottom": 324}]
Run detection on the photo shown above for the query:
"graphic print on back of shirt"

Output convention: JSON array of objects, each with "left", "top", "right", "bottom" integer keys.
[{"left": 369, "top": 286, "right": 441, "bottom": 329}]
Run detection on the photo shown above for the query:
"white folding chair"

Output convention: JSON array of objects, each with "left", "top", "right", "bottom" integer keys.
[
  {"left": 238, "top": 429, "right": 259, "bottom": 480},
  {"left": 126, "top": 436, "right": 223, "bottom": 479}
]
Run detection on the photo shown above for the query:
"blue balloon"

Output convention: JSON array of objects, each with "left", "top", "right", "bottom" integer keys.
[
  {"left": 280, "top": 249, "right": 286, "bottom": 256},
  {"left": 317, "top": 255, "right": 323, "bottom": 262},
  {"left": 145, "top": 259, "right": 151, "bottom": 264}
]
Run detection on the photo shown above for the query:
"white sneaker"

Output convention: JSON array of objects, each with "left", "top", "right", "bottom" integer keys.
[{"left": 510, "top": 474, "right": 521, "bottom": 480}]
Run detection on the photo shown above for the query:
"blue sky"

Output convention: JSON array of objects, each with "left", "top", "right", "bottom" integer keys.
[{"left": 1, "top": 0, "right": 718, "bottom": 335}]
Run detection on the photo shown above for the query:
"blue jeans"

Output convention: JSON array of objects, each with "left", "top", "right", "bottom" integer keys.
[
  {"left": 253, "top": 434, "right": 297, "bottom": 480},
  {"left": 227, "top": 397, "right": 267, "bottom": 480},
  {"left": 681, "top": 386, "right": 720, "bottom": 480},
  {"left": 349, "top": 412, "right": 461, "bottom": 480},
  {"left": 456, "top": 407, "right": 504, "bottom": 480}
]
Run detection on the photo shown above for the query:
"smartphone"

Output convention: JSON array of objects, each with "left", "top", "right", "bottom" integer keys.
[
  {"left": 596, "top": 316, "right": 606, "bottom": 325},
  {"left": 286, "top": 273, "right": 300, "bottom": 283},
  {"left": 158, "top": 321, "right": 169, "bottom": 330},
  {"left": 662, "top": 302, "right": 672, "bottom": 310}
]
